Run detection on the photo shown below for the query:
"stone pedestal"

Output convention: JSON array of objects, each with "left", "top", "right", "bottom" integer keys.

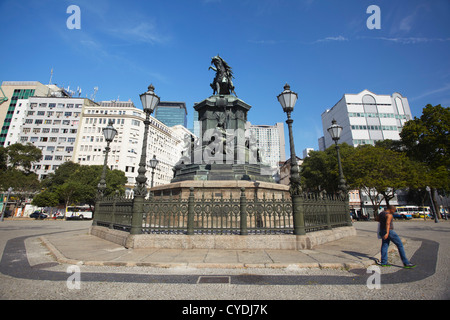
[{"left": 172, "top": 94, "right": 276, "bottom": 183}]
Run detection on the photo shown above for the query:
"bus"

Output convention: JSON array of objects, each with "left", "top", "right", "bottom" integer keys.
[
  {"left": 394, "top": 206, "right": 415, "bottom": 219},
  {"left": 65, "top": 205, "right": 93, "bottom": 220},
  {"left": 414, "top": 206, "right": 431, "bottom": 219}
]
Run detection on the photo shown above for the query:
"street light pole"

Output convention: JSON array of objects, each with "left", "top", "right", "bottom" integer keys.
[
  {"left": 327, "top": 119, "right": 352, "bottom": 226},
  {"left": 131, "top": 84, "right": 160, "bottom": 235},
  {"left": 327, "top": 119, "right": 348, "bottom": 195},
  {"left": 97, "top": 119, "right": 117, "bottom": 198},
  {"left": 148, "top": 155, "right": 159, "bottom": 189},
  {"left": 277, "top": 83, "right": 305, "bottom": 235},
  {"left": 426, "top": 186, "right": 439, "bottom": 223}
]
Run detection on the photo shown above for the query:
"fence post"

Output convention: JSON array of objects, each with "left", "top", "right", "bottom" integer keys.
[
  {"left": 187, "top": 187, "right": 195, "bottom": 235},
  {"left": 240, "top": 188, "right": 248, "bottom": 235},
  {"left": 324, "top": 192, "right": 332, "bottom": 230},
  {"left": 292, "top": 194, "right": 306, "bottom": 235},
  {"left": 110, "top": 191, "right": 118, "bottom": 229},
  {"left": 130, "top": 194, "right": 144, "bottom": 235}
]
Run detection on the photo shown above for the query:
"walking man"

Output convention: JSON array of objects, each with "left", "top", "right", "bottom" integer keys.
[{"left": 378, "top": 205, "right": 416, "bottom": 268}]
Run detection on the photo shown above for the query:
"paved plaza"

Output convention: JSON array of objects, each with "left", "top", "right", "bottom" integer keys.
[{"left": 0, "top": 219, "right": 449, "bottom": 302}]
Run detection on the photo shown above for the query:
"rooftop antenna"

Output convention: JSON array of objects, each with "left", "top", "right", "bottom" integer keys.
[
  {"left": 76, "top": 87, "right": 82, "bottom": 97},
  {"left": 47, "top": 67, "right": 54, "bottom": 97},
  {"left": 91, "top": 86, "right": 98, "bottom": 101}
]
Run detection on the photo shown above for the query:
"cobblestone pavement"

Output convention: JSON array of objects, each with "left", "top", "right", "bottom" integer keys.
[{"left": 0, "top": 219, "right": 449, "bottom": 303}]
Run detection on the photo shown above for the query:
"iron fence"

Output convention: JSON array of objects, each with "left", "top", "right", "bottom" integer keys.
[{"left": 93, "top": 187, "right": 351, "bottom": 235}]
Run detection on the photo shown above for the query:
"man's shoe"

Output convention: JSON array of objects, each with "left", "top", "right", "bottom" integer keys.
[
  {"left": 376, "top": 261, "right": 391, "bottom": 267},
  {"left": 403, "top": 263, "right": 416, "bottom": 269}
]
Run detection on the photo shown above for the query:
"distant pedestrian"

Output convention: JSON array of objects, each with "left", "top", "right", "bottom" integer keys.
[{"left": 378, "top": 205, "right": 416, "bottom": 269}]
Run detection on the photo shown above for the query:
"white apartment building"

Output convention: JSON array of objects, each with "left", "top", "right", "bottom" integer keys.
[
  {"left": 17, "top": 94, "right": 95, "bottom": 179},
  {"left": 320, "top": 90, "right": 412, "bottom": 150},
  {"left": 246, "top": 122, "right": 286, "bottom": 168},
  {"left": 73, "top": 100, "right": 186, "bottom": 195}
]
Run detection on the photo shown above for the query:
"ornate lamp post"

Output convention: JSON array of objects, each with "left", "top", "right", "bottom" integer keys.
[
  {"left": 327, "top": 119, "right": 348, "bottom": 194},
  {"left": 148, "top": 155, "right": 159, "bottom": 188},
  {"left": 97, "top": 119, "right": 117, "bottom": 198},
  {"left": 131, "top": 84, "right": 160, "bottom": 235},
  {"left": 278, "top": 83, "right": 305, "bottom": 235},
  {"left": 327, "top": 119, "right": 352, "bottom": 226},
  {"left": 134, "top": 84, "right": 160, "bottom": 196}
]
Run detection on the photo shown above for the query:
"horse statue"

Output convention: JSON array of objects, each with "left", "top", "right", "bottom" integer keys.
[{"left": 209, "top": 55, "right": 237, "bottom": 97}]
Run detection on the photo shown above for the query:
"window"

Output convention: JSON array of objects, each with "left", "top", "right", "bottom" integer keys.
[
  {"left": 42, "top": 128, "right": 50, "bottom": 133},
  {"left": 44, "top": 155, "right": 53, "bottom": 161},
  {"left": 25, "top": 119, "right": 33, "bottom": 124},
  {"left": 65, "top": 147, "right": 74, "bottom": 152},
  {"left": 37, "top": 111, "right": 45, "bottom": 116},
  {"left": 64, "top": 112, "right": 72, "bottom": 117},
  {"left": 52, "top": 128, "right": 59, "bottom": 133},
  {"left": 35, "top": 119, "right": 43, "bottom": 124},
  {"left": 20, "top": 137, "right": 28, "bottom": 142}
]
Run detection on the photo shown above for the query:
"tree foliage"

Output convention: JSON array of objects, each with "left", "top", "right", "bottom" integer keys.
[{"left": 36, "top": 162, "right": 127, "bottom": 210}]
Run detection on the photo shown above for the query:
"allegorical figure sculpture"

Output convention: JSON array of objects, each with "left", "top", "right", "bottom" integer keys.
[{"left": 209, "top": 55, "right": 237, "bottom": 97}]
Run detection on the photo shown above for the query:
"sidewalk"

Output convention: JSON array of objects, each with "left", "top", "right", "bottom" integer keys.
[{"left": 40, "top": 228, "right": 390, "bottom": 269}]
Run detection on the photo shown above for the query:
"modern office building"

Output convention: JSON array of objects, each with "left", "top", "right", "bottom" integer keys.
[
  {"left": 246, "top": 122, "right": 286, "bottom": 168},
  {"left": 319, "top": 90, "right": 412, "bottom": 150},
  {"left": 154, "top": 101, "right": 187, "bottom": 128},
  {"left": 0, "top": 81, "right": 52, "bottom": 147}
]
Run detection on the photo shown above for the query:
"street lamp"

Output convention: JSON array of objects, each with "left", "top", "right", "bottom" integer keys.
[
  {"left": 426, "top": 186, "right": 439, "bottom": 223},
  {"left": 278, "top": 83, "right": 305, "bottom": 235},
  {"left": 1, "top": 187, "right": 13, "bottom": 222},
  {"left": 148, "top": 154, "right": 159, "bottom": 188},
  {"left": 97, "top": 119, "right": 117, "bottom": 198},
  {"left": 327, "top": 119, "right": 348, "bottom": 194},
  {"left": 277, "top": 83, "right": 301, "bottom": 196},
  {"left": 134, "top": 84, "right": 160, "bottom": 196}
]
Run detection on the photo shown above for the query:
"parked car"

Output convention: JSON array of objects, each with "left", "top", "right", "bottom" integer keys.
[{"left": 30, "top": 211, "right": 48, "bottom": 219}]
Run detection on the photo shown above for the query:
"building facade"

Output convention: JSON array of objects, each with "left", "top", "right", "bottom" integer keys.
[
  {"left": 319, "top": 90, "right": 412, "bottom": 150},
  {"left": 154, "top": 101, "right": 187, "bottom": 128},
  {"left": 73, "top": 100, "right": 186, "bottom": 195},
  {"left": 246, "top": 122, "right": 286, "bottom": 168},
  {"left": 0, "top": 81, "right": 51, "bottom": 147}
]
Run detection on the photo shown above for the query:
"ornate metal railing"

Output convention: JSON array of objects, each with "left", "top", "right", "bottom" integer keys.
[{"left": 93, "top": 188, "right": 351, "bottom": 235}]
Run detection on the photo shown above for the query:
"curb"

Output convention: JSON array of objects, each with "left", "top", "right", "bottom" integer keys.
[{"left": 40, "top": 236, "right": 379, "bottom": 270}]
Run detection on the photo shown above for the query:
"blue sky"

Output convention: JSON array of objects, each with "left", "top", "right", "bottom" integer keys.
[{"left": 1, "top": 0, "right": 449, "bottom": 155}]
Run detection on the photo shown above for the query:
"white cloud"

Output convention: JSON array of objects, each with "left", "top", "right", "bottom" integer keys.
[
  {"left": 314, "top": 35, "right": 349, "bottom": 43},
  {"left": 410, "top": 83, "right": 450, "bottom": 102}
]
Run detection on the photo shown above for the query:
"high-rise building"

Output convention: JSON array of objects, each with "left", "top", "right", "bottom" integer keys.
[
  {"left": 154, "top": 101, "right": 187, "bottom": 128},
  {"left": 246, "top": 122, "right": 286, "bottom": 168},
  {"left": 0, "top": 81, "right": 51, "bottom": 147},
  {"left": 319, "top": 90, "right": 412, "bottom": 150}
]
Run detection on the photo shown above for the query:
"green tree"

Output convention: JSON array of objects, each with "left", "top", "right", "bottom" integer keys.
[
  {"left": 345, "top": 145, "right": 410, "bottom": 216},
  {"left": 5, "top": 143, "right": 42, "bottom": 173},
  {"left": 301, "top": 143, "right": 355, "bottom": 193},
  {"left": 31, "top": 191, "right": 59, "bottom": 208},
  {"left": 32, "top": 163, "right": 127, "bottom": 211},
  {"left": 400, "top": 104, "right": 450, "bottom": 217}
]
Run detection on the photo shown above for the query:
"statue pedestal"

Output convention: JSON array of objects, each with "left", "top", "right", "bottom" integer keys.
[{"left": 173, "top": 94, "right": 276, "bottom": 183}]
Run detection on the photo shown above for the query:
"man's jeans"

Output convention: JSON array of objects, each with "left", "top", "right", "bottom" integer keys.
[{"left": 379, "top": 230, "right": 411, "bottom": 265}]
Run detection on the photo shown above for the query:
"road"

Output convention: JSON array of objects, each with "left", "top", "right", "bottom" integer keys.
[{"left": 0, "top": 219, "right": 449, "bottom": 304}]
